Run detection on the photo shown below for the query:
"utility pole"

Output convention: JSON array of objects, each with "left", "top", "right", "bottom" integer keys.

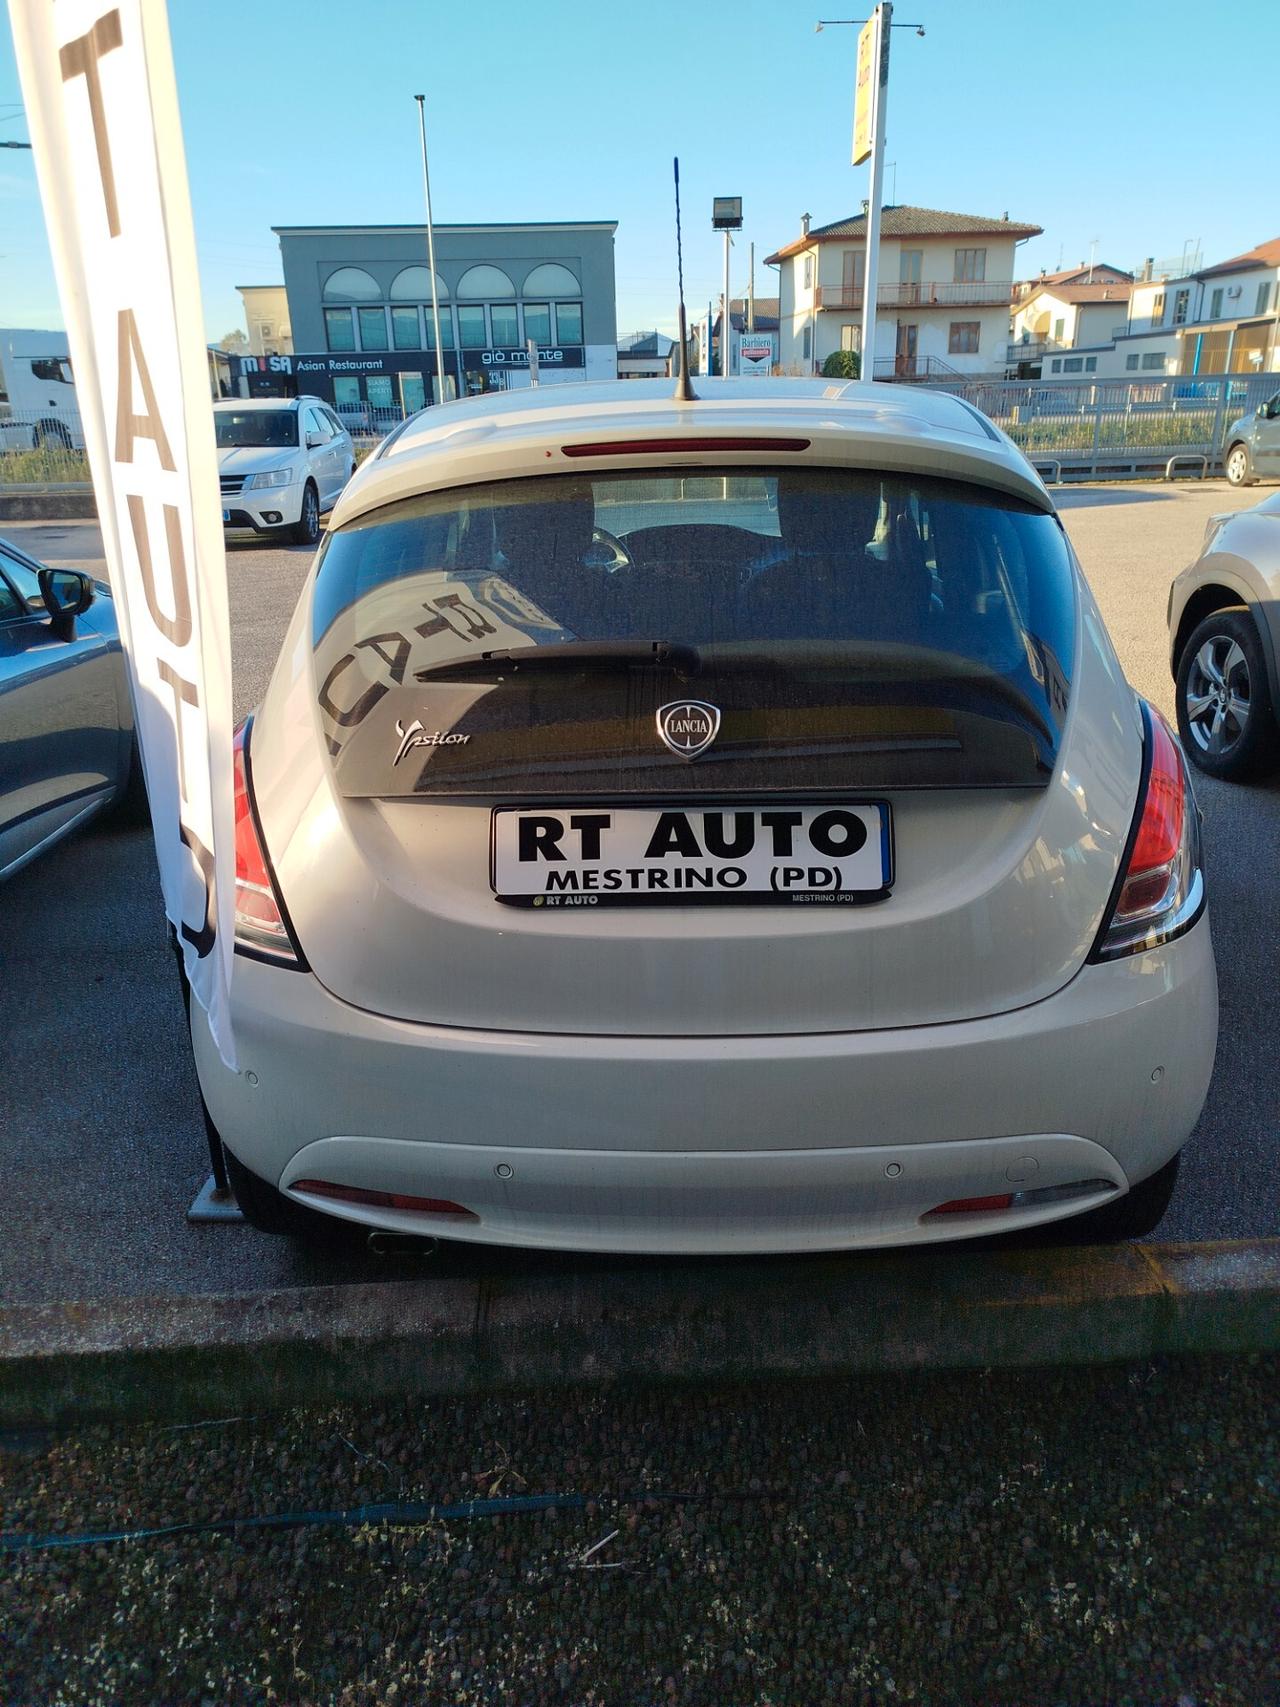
[
  {"left": 820, "top": 7, "right": 922, "bottom": 382},
  {"left": 414, "top": 95, "right": 447, "bottom": 405},
  {"left": 858, "top": 2, "right": 891, "bottom": 379},
  {"left": 712, "top": 197, "right": 744, "bottom": 377},
  {"left": 748, "top": 242, "right": 755, "bottom": 332}
]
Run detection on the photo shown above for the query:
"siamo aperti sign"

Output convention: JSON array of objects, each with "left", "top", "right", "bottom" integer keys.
[{"left": 11, "top": 0, "right": 237, "bottom": 1063}]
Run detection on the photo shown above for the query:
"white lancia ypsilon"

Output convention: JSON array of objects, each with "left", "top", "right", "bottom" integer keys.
[{"left": 195, "top": 378, "right": 1217, "bottom": 1253}]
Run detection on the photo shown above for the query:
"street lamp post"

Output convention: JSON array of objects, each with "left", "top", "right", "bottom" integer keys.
[
  {"left": 414, "top": 95, "right": 447, "bottom": 405},
  {"left": 713, "top": 197, "right": 744, "bottom": 377}
]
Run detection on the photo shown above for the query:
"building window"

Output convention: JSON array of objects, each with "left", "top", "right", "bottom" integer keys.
[
  {"left": 1125, "top": 353, "right": 1140, "bottom": 370},
  {"left": 1151, "top": 291, "right": 1165, "bottom": 324},
  {"left": 457, "top": 305, "right": 487, "bottom": 349},
  {"left": 1052, "top": 317, "right": 1065, "bottom": 341},
  {"left": 391, "top": 306, "right": 421, "bottom": 350},
  {"left": 1050, "top": 359, "right": 1062, "bottom": 373},
  {"left": 321, "top": 266, "right": 380, "bottom": 304},
  {"left": 1173, "top": 289, "right": 1189, "bottom": 325},
  {"left": 490, "top": 303, "right": 520, "bottom": 347},
  {"left": 803, "top": 254, "right": 813, "bottom": 290},
  {"left": 1257, "top": 282, "right": 1273, "bottom": 315},
  {"left": 953, "top": 247, "right": 987, "bottom": 283},
  {"left": 840, "top": 323, "right": 860, "bottom": 352},
  {"left": 1141, "top": 352, "right": 1166, "bottom": 371},
  {"left": 523, "top": 263, "right": 580, "bottom": 299},
  {"left": 357, "top": 307, "right": 389, "bottom": 351},
  {"left": 1063, "top": 356, "right": 1084, "bottom": 372},
  {"left": 1210, "top": 288, "right": 1224, "bottom": 320},
  {"left": 367, "top": 375, "right": 395, "bottom": 411},
  {"left": 948, "top": 321, "right": 980, "bottom": 354},
  {"left": 802, "top": 324, "right": 812, "bottom": 361},
  {"left": 523, "top": 303, "right": 552, "bottom": 345},
  {"left": 324, "top": 307, "right": 355, "bottom": 352},
  {"left": 555, "top": 302, "right": 584, "bottom": 345},
  {"left": 424, "top": 309, "right": 455, "bottom": 350},
  {"left": 1085, "top": 356, "right": 1097, "bottom": 372}
]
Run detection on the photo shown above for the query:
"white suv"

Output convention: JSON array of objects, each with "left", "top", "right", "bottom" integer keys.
[{"left": 214, "top": 396, "right": 355, "bottom": 546}]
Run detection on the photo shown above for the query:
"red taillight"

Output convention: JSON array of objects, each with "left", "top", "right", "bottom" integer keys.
[
  {"left": 922, "top": 1193, "right": 1014, "bottom": 1218},
  {"left": 560, "top": 436, "right": 810, "bottom": 458},
  {"left": 233, "top": 720, "right": 301, "bottom": 966},
  {"left": 291, "top": 1179, "right": 478, "bottom": 1219},
  {"left": 1116, "top": 711, "right": 1185, "bottom": 918},
  {"left": 1092, "top": 702, "right": 1204, "bottom": 961}
]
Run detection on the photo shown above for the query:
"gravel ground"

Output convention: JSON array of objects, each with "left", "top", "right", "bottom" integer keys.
[{"left": 2, "top": 1356, "right": 1277, "bottom": 1707}]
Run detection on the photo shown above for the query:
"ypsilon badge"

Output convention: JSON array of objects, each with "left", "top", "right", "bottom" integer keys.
[
  {"left": 393, "top": 717, "right": 470, "bottom": 766},
  {"left": 656, "top": 700, "right": 721, "bottom": 760}
]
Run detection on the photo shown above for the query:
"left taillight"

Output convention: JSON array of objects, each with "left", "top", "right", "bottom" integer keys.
[
  {"left": 233, "top": 719, "right": 304, "bottom": 968},
  {"left": 1090, "top": 701, "right": 1205, "bottom": 962}
]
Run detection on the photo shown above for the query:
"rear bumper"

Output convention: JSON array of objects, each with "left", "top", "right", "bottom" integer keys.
[{"left": 194, "top": 918, "right": 1217, "bottom": 1254}]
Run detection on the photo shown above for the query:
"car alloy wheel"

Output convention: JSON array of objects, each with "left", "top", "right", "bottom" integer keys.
[
  {"left": 1185, "top": 633, "right": 1251, "bottom": 760},
  {"left": 292, "top": 483, "right": 319, "bottom": 546},
  {"left": 1175, "top": 608, "right": 1278, "bottom": 781},
  {"left": 1224, "top": 445, "right": 1251, "bottom": 485}
]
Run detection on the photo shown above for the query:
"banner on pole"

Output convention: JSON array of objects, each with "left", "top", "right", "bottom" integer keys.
[
  {"left": 851, "top": 12, "right": 877, "bottom": 165},
  {"left": 10, "top": 0, "right": 237, "bottom": 1065}
]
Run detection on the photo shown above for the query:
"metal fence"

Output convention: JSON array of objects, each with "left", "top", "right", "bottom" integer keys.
[
  {"left": 919, "top": 372, "right": 1277, "bottom": 479},
  {"left": 0, "top": 408, "right": 90, "bottom": 486}
]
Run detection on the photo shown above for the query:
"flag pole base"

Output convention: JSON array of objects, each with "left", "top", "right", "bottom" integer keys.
[{"left": 187, "top": 1176, "right": 244, "bottom": 1224}]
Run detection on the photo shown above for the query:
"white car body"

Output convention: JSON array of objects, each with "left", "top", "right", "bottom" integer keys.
[
  {"left": 193, "top": 378, "right": 1217, "bottom": 1253},
  {"left": 214, "top": 395, "right": 354, "bottom": 540}
]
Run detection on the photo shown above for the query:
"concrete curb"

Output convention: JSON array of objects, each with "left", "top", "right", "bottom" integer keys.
[
  {"left": 2, "top": 1240, "right": 1277, "bottom": 1426},
  {"left": 0, "top": 487, "right": 96, "bottom": 520}
]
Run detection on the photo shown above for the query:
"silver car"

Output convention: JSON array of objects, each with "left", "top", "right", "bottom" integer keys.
[
  {"left": 191, "top": 378, "right": 1217, "bottom": 1256},
  {"left": 1169, "top": 489, "right": 1280, "bottom": 780},
  {"left": 0, "top": 536, "right": 143, "bottom": 878},
  {"left": 1222, "top": 389, "right": 1280, "bottom": 487}
]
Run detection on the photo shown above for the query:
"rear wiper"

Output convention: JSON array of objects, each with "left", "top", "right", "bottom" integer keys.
[{"left": 414, "top": 639, "right": 700, "bottom": 682}]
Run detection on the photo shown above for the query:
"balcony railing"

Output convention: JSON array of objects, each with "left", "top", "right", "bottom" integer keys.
[
  {"left": 1006, "top": 340, "right": 1050, "bottom": 362},
  {"left": 815, "top": 280, "right": 1014, "bottom": 310}
]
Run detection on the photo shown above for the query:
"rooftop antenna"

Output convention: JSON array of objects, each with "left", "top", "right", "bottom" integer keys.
[{"left": 673, "top": 157, "right": 698, "bottom": 401}]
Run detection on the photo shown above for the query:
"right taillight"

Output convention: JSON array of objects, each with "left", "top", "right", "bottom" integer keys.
[
  {"left": 1091, "top": 701, "right": 1205, "bottom": 962},
  {"left": 233, "top": 718, "right": 305, "bottom": 968}
]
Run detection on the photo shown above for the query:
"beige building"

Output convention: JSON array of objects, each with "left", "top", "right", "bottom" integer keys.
[
  {"left": 765, "top": 204, "right": 1041, "bottom": 380},
  {"left": 236, "top": 284, "right": 292, "bottom": 356},
  {"left": 1009, "top": 279, "right": 1134, "bottom": 372}
]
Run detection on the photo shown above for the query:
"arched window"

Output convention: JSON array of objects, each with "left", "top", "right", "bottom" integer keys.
[
  {"left": 390, "top": 266, "right": 449, "bottom": 301},
  {"left": 456, "top": 265, "right": 517, "bottom": 299},
  {"left": 522, "top": 263, "right": 580, "bottom": 298},
  {"left": 322, "top": 267, "right": 381, "bottom": 303}
]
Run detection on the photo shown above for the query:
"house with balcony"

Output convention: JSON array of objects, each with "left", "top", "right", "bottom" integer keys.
[
  {"left": 765, "top": 205, "right": 1041, "bottom": 380},
  {"left": 1008, "top": 279, "right": 1133, "bottom": 375},
  {"left": 1028, "top": 237, "right": 1280, "bottom": 381}
]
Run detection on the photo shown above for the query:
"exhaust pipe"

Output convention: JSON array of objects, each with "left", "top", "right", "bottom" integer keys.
[{"left": 366, "top": 1230, "right": 439, "bottom": 1258}]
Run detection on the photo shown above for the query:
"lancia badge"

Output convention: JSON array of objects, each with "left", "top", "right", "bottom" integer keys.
[{"left": 656, "top": 700, "right": 721, "bottom": 760}]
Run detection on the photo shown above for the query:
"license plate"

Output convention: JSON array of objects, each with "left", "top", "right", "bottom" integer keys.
[{"left": 491, "top": 803, "right": 893, "bottom": 908}]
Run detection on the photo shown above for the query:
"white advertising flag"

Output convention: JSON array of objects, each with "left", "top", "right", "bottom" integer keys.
[{"left": 9, "top": 0, "right": 236, "bottom": 1064}]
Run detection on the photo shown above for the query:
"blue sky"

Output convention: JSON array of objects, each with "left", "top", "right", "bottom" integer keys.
[{"left": 1, "top": 0, "right": 1273, "bottom": 344}]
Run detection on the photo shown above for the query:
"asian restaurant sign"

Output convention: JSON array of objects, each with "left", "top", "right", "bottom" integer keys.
[{"left": 10, "top": 0, "right": 237, "bottom": 1063}]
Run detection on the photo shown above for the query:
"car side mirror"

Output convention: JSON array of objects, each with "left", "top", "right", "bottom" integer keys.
[
  {"left": 38, "top": 566, "right": 95, "bottom": 634},
  {"left": 306, "top": 430, "right": 324, "bottom": 447}
]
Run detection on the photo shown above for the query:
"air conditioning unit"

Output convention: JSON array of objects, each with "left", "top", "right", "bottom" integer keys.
[{"left": 1226, "top": 285, "right": 1243, "bottom": 299}]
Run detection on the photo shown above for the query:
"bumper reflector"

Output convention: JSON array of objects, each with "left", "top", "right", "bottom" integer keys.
[
  {"left": 291, "top": 1179, "right": 479, "bottom": 1219},
  {"left": 922, "top": 1178, "right": 1118, "bottom": 1222}
]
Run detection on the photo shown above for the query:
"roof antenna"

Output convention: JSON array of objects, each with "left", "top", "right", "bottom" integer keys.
[{"left": 673, "top": 156, "right": 698, "bottom": 401}]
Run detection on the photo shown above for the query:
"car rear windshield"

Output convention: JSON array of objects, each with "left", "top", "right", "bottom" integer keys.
[
  {"left": 214, "top": 410, "right": 298, "bottom": 449},
  {"left": 310, "top": 468, "right": 1076, "bottom": 797}
]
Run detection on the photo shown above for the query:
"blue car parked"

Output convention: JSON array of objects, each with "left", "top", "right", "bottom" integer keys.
[{"left": 0, "top": 535, "right": 144, "bottom": 879}]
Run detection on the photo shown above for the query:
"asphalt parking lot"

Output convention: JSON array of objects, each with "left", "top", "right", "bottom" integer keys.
[{"left": 1, "top": 481, "right": 1278, "bottom": 1306}]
